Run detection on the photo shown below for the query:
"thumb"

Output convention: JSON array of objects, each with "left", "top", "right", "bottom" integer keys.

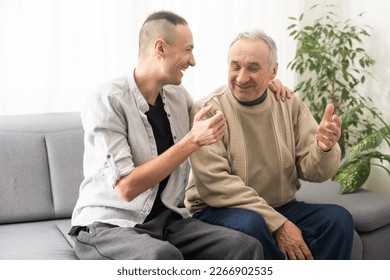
[
  {"left": 194, "top": 104, "right": 213, "bottom": 121},
  {"left": 322, "top": 103, "right": 334, "bottom": 122}
]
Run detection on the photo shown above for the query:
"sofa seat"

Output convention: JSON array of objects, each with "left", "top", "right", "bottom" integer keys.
[
  {"left": 0, "top": 219, "right": 76, "bottom": 260},
  {"left": 297, "top": 180, "right": 390, "bottom": 259}
]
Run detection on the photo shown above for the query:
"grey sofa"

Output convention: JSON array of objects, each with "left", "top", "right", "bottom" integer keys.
[{"left": 1, "top": 112, "right": 390, "bottom": 260}]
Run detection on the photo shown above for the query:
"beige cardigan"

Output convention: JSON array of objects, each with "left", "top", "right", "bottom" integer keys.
[{"left": 185, "top": 85, "right": 341, "bottom": 233}]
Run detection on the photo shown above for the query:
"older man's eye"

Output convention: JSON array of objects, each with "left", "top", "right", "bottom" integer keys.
[{"left": 248, "top": 66, "right": 260, "bottom": 71}]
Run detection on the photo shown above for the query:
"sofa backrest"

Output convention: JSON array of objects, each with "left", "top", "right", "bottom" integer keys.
[{"left": 0, "top": 112, "right": 84, "bottom": 224}]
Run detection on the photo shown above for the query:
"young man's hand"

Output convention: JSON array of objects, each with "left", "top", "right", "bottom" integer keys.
[
  {"left": 190, "top": 105, "right": 227, "bottom": 148},
  {"left": 268, "top": 79, "right": 294, "bottom": 101}
]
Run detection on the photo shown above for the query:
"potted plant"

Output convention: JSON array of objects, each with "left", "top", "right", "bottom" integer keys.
[{"left": 287, "top": 4, "right": 390, "bottom": 194}]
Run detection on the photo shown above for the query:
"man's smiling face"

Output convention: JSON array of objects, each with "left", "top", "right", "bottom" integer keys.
[{"left": 228, "top": 38, "right": 277, "bottom": 102}]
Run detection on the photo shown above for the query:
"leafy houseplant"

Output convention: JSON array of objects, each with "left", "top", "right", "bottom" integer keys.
[{"left": 287, "top": 4, "right": 390, "bottom": 194}]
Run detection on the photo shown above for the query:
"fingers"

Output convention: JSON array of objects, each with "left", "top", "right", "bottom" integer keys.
[
  {"left": 317, "top": 118, "right": 341, "bottom": 139},
  {"left": 317, "top": 103, "right": 342, "bottom": 151},
  {"left": 191, "top": 105, "right": 227, "bottom": 147},
  {"left": 208, "top": 111, "right": 227, "bottom": 140},
  {"left": 285, "top": 244, "right": 314, "bottom": 260},
  {"left": 275, "top": 221, "right": 314, "bottom": 260},
  {"left": 268, "top": 79, "right": 294, "bottom": 102},
  {"left": 281, "top": 86, "right": 294, "bottom": 101},
  {"left": 332, "top": 114, "right": 342, "bottom": 128},
  {"left": 268, "top": 79, "right": 282, "bottom": 101},
  {"left": 322, "top": 103, "right": 334, "bottom": 122},
  {"left": 300, "top": 243, "right": 314, "bottom": 260},
  {"left": 194, "top": 104, "right": 213, "bottom": 121},
  {"left": 268, "top": 80, "right": 278, "bottom": 96}
]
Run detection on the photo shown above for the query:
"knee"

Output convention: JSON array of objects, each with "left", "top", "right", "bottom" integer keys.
[
  {"left": 233, "top": 209, "right": 269, "bottom": 240},
  {"left": 151, "top": 242, "right": 184, "bottom": 260},
  {"left": 227, "top": 230, "right": 264, "bottom": 259},
  {"left": 327, "top": 205, "right": 354, "bottom": 235}
]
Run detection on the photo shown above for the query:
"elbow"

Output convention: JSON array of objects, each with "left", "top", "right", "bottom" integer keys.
[
  {"left": 114, "top": 178, "right": 137, "bottom": 202},
  {"left": 114, "top": 185, "right": 133, "bottom": 202}
]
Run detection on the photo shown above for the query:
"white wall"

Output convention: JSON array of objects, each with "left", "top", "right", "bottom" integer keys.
[
  {"left": 0, "top": 0, "right": 388, "bottom": 122},
  {"left": 0, "top": 0, "right": 301, "bottom": 115}
]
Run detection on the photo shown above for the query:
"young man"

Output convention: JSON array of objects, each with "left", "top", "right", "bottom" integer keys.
[
  {"left": 69, "top": 12, "right": 289, "bottom": 260},
  {"left": 185, "top": 30, "right": 354, "bottom": 260}
]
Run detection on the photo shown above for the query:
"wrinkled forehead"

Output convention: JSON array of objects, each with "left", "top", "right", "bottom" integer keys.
[{"left": 228, "top": 39, "right": 269, "bottom": 64}]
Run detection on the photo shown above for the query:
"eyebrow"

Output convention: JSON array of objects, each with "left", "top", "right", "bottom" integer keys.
[
  {"left": 248, "top": 62, "right": 261, "bottom": 68},
  {"left": 230, "top": 60, "right": 261, "bottom": 68}
]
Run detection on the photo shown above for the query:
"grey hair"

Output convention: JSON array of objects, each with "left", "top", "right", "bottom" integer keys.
[{"left": 230, "top": 30, "right": 278, "bottom": 68}]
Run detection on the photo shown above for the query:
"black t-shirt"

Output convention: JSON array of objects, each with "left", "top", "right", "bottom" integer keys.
[{"left": 144, "top": 94, "right": 174, "bottom": 222}]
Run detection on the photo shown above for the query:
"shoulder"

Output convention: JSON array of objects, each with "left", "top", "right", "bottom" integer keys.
[
  {"left": 164, "top": 84, "right": 193, "bottom": 109},
  {"left": 281, "top": 94, "right": 311, "bottom": 116},
  {"left": 82, "top": 76, "right": 130, "bottom": 123},
  {"left": 85, "top": 76, "right": 130, "bottom": 108},
  {"left": 96, "top": 76, "right": 130, "bottom": 98},
  {"left": 192, "top": 85, "right": 228, "bottom": 113}
]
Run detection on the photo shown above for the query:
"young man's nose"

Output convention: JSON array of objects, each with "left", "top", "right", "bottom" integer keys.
[{"left": 189, "top": 53, "right": 196, "bottom": 67}]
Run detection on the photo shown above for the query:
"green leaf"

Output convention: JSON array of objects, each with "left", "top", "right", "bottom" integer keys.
[
  {"left": 359, "top": 58, "right": 365, "bottom": 67},
  {"left": 287, "top": 24, "right": 297, "bottom": 30},
  {"left": 334, "top": 157, "right": 371, "bottom": 194},
  {"left": 341, "top": 104, "right": 363, "bottom": 130},
  {"left": 339, "top": 130, "right": 384, "bottom": 170}
]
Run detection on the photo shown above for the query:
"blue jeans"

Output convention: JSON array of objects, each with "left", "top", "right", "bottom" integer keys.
[{"left": 193, "top": 200, "right": 354, "bottom": 260}]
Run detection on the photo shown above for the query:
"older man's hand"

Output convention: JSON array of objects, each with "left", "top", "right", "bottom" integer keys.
[{"left": 316, "top": 103, "right": 342, "bottom": 152}]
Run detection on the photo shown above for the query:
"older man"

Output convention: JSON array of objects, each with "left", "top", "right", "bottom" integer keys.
[{"left": 185, "top": 30, "right": 354, "bottom": 260}]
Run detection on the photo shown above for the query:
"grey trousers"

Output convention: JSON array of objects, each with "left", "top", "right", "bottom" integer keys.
[{"left": 73, "top": 209, "right": 263, "bottom": 260}]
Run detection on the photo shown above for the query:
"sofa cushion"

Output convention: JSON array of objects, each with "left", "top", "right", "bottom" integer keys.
[
  {"left": 0, "top": 112, "right": 82, "bottom": 133},
  {"left": 0, "top": 220, "right": 78, "bottom": 260},
  {"left": 360, "top": 224, "right": 390, "bottom": 259},
  {"left": 46, "top": 130, "right": 84, "bottom": 218},
  {"left": 0, "top": 133, "right": 55, "bottom": 223},
  {"left": 297, "top": 180, "right": 390, "bottom": 232},
  {"left": 56, "top": 219, "right": 75, "bottom": 249}
]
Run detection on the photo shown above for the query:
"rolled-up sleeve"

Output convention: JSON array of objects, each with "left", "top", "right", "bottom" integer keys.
[{"left": 82, "top": 92, "right": 134, "bottom": 188}]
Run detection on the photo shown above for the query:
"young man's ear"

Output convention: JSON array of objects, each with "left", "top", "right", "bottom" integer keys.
[{"left": 155, "top": 39, "right": 165, "bottom": 57}]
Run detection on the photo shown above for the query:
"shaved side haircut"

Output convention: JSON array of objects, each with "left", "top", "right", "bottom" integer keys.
[{"left": 138, "top": 11, "right": 188, "bottom": 57}]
